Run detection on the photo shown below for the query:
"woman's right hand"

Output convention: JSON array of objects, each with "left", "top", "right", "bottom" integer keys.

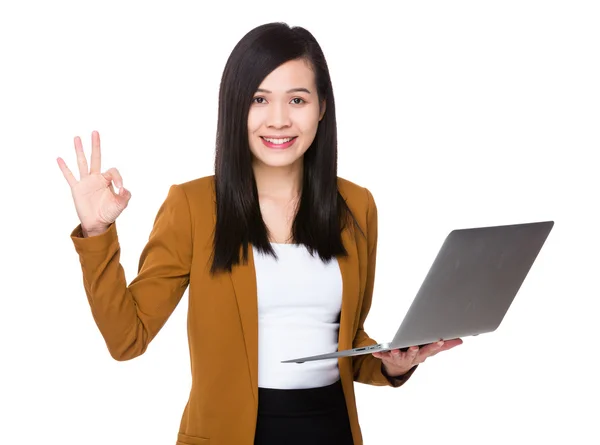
[{"left": 57, "top": 131, "right": 132, "bottom": 237}]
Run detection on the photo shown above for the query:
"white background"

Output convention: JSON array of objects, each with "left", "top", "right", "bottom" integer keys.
[{"left": 1, "top": 1, "right": 599, "bottom": 444}]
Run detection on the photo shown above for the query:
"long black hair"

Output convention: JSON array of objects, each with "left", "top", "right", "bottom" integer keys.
[{"left": 211, "top": 22, "right": 355, "bottom": 274}]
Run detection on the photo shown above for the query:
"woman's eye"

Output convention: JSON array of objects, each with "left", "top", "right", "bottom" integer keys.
[{"left": 252, "top": 97, "right": 304, "bottom": 105}]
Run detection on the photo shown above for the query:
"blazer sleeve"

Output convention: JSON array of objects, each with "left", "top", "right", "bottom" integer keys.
[
  {"left": 351, "top": 188, "right": 418, "bottom": 387},
  {"left": 69, "top": 184, "right": 193, "bottom": 361}
]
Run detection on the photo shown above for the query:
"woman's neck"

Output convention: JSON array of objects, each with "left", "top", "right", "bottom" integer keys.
[{"left": 253, "top": 161, "right": 303, "bottom": 200}]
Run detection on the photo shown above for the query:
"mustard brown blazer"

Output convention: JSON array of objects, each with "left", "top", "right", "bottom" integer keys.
[{"left": 70, "top": 175, "right": 417, "bottom": 445}]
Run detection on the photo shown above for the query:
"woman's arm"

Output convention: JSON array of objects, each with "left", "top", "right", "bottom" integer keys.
[{"left": 70, "top": 184, "right": 193, "bottom": 361}]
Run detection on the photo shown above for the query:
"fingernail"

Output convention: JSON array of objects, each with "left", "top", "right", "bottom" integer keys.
[{"left": 437, "top": 341, "right": 444, "bottom": 347}]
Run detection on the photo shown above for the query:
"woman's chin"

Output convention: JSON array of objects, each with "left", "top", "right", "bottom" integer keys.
[{"left": 252, "top": 151, "right": 305, "bottom": 169}]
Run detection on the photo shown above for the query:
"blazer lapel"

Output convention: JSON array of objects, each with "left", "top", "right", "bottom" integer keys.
[
  {"left": 229, "top": 246, "right": 259, "bottom": 404},
  {"left": 338, "top": 223, "right": 361, "bottom": 352},
  {"left": 210, "top": 180, "right": 259, "bottom": 404},
  {"left": 211, "top": 180, "right": 259, "bottom": 404}
]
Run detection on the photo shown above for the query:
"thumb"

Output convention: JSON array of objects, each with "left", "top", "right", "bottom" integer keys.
[{"left": 115, "top": 186, "right": 132, "bottom": 206}]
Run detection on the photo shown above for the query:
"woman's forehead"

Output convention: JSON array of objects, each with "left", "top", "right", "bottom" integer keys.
[{"left": 257, "top": 59, "right": 316, "bottom": 92}]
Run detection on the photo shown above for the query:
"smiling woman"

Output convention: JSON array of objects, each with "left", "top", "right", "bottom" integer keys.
[
  {"left": 212, "top": 25, "right": 347, "bottom": 270},
  {"left": 58, "top": 21, "right": 460, "bottom": 445},
  {"left": 248, "top": 61, "right": 325, "bottom": 166}
]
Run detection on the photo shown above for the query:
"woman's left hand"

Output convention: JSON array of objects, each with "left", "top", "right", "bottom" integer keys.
[{"left": 373, "top": 338, "right": 463, "bottom": 377}]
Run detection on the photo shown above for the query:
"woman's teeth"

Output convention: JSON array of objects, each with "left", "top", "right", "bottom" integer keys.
[{"left": 262, "top": 137, "right": 295, "bottom": 144}]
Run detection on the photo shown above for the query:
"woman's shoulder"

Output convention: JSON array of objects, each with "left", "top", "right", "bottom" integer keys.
[
  {"left": 175, "top": 175, "right": 215, "bottom": 202},
  {"left": 164, "top": 175, "right": 215, "bottom": 218},
  {"left": 176, "top": 174, "right": 215, "bottom": 196},
  {"left": 337, "top": 176, "right": 376, "bottom": 211}
]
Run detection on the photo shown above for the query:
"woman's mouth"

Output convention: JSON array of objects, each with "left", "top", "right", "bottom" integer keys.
[{"left": 260, "top": 136, "right": 298, "bottom": 149}]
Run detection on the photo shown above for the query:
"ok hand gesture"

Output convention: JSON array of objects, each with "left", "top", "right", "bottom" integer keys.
[{"left": 57, "top": 131, "right": 131, "bottom": 237}]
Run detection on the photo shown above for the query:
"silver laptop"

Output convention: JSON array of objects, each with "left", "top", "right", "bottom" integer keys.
[{"left": 282, "top": 220, "right": 554, "bottom": 364}]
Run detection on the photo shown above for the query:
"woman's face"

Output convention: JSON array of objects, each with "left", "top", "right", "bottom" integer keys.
[{"left": 247, "top": 58, "right": 325, "bottom": 169}]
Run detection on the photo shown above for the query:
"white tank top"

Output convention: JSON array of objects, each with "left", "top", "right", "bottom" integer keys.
[{"left": 252, "top": 243, "right": 343, "bottom": 389}]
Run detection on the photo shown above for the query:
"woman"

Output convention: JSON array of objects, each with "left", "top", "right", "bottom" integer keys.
[{"left": 57, "top": 22, "right": 461, "bottom": 445}]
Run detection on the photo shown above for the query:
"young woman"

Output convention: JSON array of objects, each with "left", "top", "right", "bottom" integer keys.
[{"left": 58, "top": 22, "right": 461, "bottom": 445}]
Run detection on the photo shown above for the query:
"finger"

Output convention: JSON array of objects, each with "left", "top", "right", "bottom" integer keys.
[
  {"left": 422, "top": 339, "right": 462, "bottom": 358},
  {"left": 445, "top": 338, "right": 463, "bottom": 348},
  {"left": 57, "top": 157, "right": 78, "bottom": 188},
  {"left": 90, "top": 130, "right": 101, "bottom": 174},
  {"left": 102, "top": 167, "right": 124, "bottom": 190},
  {"left": 116, "top": 186, "right": 132, "bottom": 207},
  {"left": 420, "top": 341, "right": 445, "bottom": 357},
  {"left": 373, "top": 350, "right": 392, "bottom": 359},
  {"left": 406, "top": 346, "right": 419, "bottom": 362},
  {"left": 436, "top": 338, "right": 463, "bottom": 353},
  {"left": 388, "top": 347, "right": 416, "bottom": 364},
  {"left": 373, "top": 350, "right": 394, "bottom": 360},
  {"left": 74, "top": 136, "right": 89, "bottom": 178},
  {"left": 418, "top": 341, "right": 449, "bottom": 360},
  {"left": 429, "top": 342, "right": 448, "bottom": 358}
]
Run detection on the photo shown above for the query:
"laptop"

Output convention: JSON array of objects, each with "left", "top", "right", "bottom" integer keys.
[{"left": 282, "top": 220, "right": 554, "bottom": 364}]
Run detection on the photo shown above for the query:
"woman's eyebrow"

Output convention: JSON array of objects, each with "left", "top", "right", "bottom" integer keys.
[{"left": 255, "top": 87, "right": 312, "bottom": 94}]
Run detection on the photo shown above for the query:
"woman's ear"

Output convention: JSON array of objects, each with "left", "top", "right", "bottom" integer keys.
[{"left": 319, "top": 100, "right": 327, "bottom": 121}]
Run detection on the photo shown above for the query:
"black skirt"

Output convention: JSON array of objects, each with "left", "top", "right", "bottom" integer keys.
[{"left": 254, "top": 379, "right": 355, "bottom": 445}]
